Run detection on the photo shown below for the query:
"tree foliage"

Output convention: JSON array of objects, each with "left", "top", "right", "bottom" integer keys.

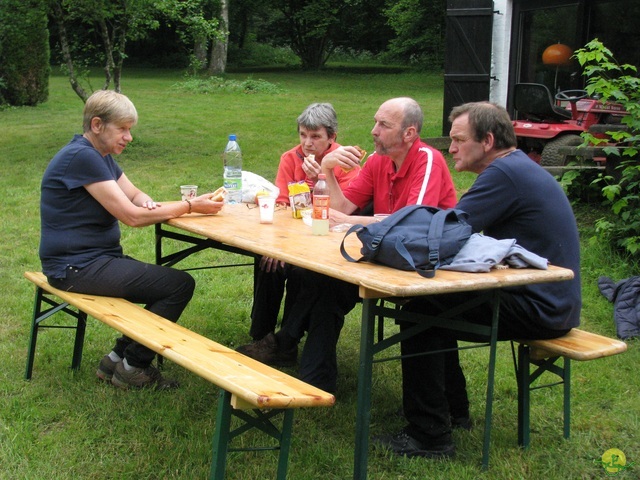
[
  {"left": 255, "top": 0, "right": 393, "bottom": 70},
  {"left": 0, "top": 0, "right": 50, "bottom": 106},
  {"left": 384, "top": 0, "right": 445, "bottom": 68},
  {"left": 267, "top": 0, "right": 345, "bottom": 69},
  {"left": 155, "top": 0, "right": 225, "bottom": 73},
  {"left": 49, "top": 0, "right": 160, "bottom": 100}
]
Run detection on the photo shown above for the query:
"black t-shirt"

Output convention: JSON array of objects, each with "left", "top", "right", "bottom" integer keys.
[{"left": 39, "top": 135, "right": 124, "bottom": 279}]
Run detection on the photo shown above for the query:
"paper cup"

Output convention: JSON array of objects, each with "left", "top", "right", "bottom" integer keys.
[
  {"left": 300, "top": 208, "right": 312, "bottom": 226},
  {"left": 181, "top": 185, "right": 198, "bottom": 201},
  {"left": 258, "top": 195, "right": 276, "bottom": 224}
]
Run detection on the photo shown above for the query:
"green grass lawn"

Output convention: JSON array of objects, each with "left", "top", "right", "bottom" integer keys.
[{"left": 0, "top": 68, "right": 637, "bottom": 479}]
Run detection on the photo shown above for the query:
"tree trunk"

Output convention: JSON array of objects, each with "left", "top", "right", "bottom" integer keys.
[
  {"left": 50, "top": 0, "right": 88, "bottom": 102},
  {"left": 97, "top": 18, "right": 115, "bottom": 91},
  {"left": 208, "top": 40, "right": 227, "bottom": 75},
  {"left": 113, "top": 26, "right": 127, "bottom": 93},
  {"left": 207, "top": 0, "right": 228, "bottom": 75},
  {"left": 194, "top": 36, "right": 208, "bottom": 70}
]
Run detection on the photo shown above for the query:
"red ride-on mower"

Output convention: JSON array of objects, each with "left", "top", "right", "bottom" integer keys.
[{"left": 513, "top": 83, "right": 627, "bottom": 170}]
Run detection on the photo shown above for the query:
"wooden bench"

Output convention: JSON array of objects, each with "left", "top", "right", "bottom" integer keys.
[
  {"left": 24, "top": 271, "right": 335, "bottom": 480},
  {"left": 512, "top": 329, "right": 627, "bottom": 448}
]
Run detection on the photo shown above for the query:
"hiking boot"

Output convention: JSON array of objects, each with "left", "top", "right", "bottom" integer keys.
[
  {"left": 111, "top": 362, "right": 179, "bottom": 391},
  {"left": 236, "top": 332, "right": 297, "bottom": 367},
  {"left": 372, "top": 430, "right": 455, "bottom": 459},
  {"left": 96, "top": 355, "right": 119, "bottom": 382}
]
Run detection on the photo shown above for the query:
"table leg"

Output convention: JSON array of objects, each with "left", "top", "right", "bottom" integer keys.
[
  {"left": 481, "top": 291, "right": 500, "bottom": 470},
  {"left": 353, "top": 298, "right": 376, "bottom": 480}
]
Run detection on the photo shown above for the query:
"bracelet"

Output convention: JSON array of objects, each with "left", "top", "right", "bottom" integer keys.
[{"left": 183, "top": 199, "right": 192, "bottom": 214}]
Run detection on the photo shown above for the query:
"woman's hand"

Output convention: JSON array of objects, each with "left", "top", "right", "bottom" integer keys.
[
  {"left": 302, "top": 155, "right": 322, "bottom": 182},
  {"left": 190, "top": 193, "right": 224, "bottom": 215}
]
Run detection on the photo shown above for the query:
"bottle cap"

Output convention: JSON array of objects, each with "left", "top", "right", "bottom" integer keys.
[
  {"left": 229, "top": 134, "right": 237, "bottom": 141},
  {"left": 318, "top": 174, "right": 326, "bottom": 180}
]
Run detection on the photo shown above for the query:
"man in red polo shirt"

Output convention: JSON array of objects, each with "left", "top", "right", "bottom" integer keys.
[{"left": 237, "top": 97, "right": 456, "bottom": 393}]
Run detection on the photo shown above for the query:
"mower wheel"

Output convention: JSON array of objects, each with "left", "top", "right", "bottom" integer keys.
[{"left": 541, "top": 134, "right": 584, "bottom": 167}]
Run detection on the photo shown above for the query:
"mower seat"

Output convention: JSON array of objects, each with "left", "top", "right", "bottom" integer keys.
[{"left": 514, "top": 83, "right": 572, "bottom": 122}]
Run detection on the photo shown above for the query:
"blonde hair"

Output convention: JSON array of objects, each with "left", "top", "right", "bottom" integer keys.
[{"left": 83, "top": 90, "right": 138, "bottom": 132}]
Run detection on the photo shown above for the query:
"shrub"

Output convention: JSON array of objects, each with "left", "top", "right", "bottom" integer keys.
[
  {"left": 171, "top": 75, "right": 285, "bottom": 94},
  {"left": 0, "top": 0, "right": 49, "bottom": 106},
  {"left": 574, "top": 39, "right": 640, "bottom": 255}
]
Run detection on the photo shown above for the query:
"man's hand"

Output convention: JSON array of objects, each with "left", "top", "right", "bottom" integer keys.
[
  {"left": 259, "top": 256, "right": 285, "bottom": 273},
  {"left": 322, "top": 146, "right": 362, "bottom": 173},
  {"left": 329, "top": 208, "right": 351, "bottom": 226}
]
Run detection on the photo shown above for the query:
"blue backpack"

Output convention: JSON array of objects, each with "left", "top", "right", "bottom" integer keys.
[{"left": 340, "top": 205, "right": 472, "bottom": 278}]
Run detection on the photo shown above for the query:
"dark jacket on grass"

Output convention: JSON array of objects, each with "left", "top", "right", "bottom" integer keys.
[{"left": 598, "top": 275, "right": 640, "bottom": 340}]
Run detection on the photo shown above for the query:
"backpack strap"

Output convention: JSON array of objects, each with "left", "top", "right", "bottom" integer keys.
[
  {"left": 340, "top": 224, "right": 366, "bottom": 262},
  {"left": 426, "top": 208, "right": 450, "bottom": 268},
  {"left": 392, "top": 236, "right": 436, "bottom": 278}
]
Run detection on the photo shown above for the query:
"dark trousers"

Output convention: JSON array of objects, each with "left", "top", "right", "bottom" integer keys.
[
  {"left": 249, "top": 262, "right": 300, "bottom": 341},
  {"left": 283, "top": 269, "right": 359, "bottom": 393},
  {"left": 48, "top": 256, "right": 195, "bottom": 368},
  {"left": 399, "top": 291, "right": 569, "bottom": 446}
]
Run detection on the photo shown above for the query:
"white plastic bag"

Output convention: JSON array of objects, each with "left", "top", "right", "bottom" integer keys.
[{"left": 241, "top": 171, "right": 279, "bottom": 203}]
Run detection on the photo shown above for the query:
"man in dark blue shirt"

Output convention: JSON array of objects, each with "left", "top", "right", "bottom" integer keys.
[{"left": 373, "top": 102, "right": 581, "bottom": 459}]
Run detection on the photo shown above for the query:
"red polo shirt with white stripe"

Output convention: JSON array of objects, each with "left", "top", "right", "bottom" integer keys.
[{"left": 344, "top": 139, "right": 456, "bottom": 214}]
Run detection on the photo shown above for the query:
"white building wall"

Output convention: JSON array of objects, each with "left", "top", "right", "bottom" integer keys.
[{"left": 489, "top": 0, "right": 513, "bottom": 106}]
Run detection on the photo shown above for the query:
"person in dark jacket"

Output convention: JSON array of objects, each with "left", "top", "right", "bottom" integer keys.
[{"left": 373, "top": 101, "right": 581, "bottom": 459}]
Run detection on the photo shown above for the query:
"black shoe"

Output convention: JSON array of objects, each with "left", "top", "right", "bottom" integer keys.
[
  {"left": 236, "top": 332, "right": 297, "bottom": 367},
  {"left": 372, "top": 430, "right": 455, "bottom": 459},
  {"left": 451, "top": 416, "right": 472, "bottom": 431}
]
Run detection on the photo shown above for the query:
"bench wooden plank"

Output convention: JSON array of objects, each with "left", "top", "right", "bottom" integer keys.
[
  {"left": 24, "top": 271, "right": 335, "bottom": 410},
  {"left": 518, "top": 328, "right": 627, "bottom": 361}
]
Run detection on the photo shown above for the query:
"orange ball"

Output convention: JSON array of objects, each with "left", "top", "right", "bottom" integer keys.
[{"left": 542, "top": 43, "right": 573, "bottom": 65}]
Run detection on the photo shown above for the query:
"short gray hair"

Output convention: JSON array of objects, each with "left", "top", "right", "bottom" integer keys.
[
  {"left": 398, "top": 97, "right": 423, "bottom": 134},
  {"left": 297, "top": 103, "right": 338, "bottom": 138},
  {"left": 83, "top": 90, "right": 138, "bottom": 132}
]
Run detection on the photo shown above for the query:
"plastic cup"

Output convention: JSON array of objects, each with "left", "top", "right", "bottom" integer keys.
[
  {"left": 258, "top": 195, "right": 276, "bottom": 224},
  {"left": 181, "top": 185, "right": 198, "bottom": 201}
]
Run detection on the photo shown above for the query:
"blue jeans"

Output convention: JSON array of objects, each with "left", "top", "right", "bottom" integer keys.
[{"left": 48, "top": 255, "right": 195, "bottom": 368}]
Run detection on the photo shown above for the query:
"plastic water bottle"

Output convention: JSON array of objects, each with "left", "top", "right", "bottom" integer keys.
[
  {"left": 312, "top": 174, "right": 330, "bottom": 235},
  {"left": 223, "top": 134, "right": 243, "bottom": 204}
]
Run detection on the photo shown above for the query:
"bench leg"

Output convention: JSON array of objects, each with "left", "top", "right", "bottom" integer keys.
[
  {"left": 516, "top": 344, "right": 532, "bottom": 448},
  {"left": 276, "top": 410, "right": 294, "bottom": 480},
  {"left": 25, "top": 286, "right": 88, "bottom": 380},
  {"left": 563, "top": 358, "right": 571, "bottom": 440},
  {"left": 210, "top": 389, "right": 295, "bottom": 480},
  {"left": 210, "top": 390, "right": 233, "bottom": 480},
  {"left": 514, "top": 343, "right": 569, "bottom": 448}
]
